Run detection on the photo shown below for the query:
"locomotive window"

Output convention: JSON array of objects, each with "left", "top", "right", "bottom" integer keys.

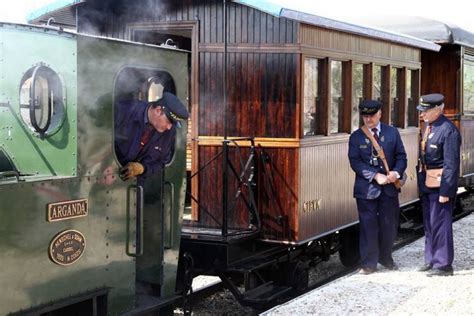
[
  {"left": 330, "top": 61, "right": 343, "bottom": 134},
  {"left": 407, "top": 69, "right": 420, "bottom": 126},
  {"left": 352, "top": 63, "right": 364, "bottom": 131},
  {"left": 19, "top": 64, "right": 66, "bottom": 136},
  {"left": 147, "top": 77, "right": 165, "bottom": 102},
  {"left": 463, "top": 60, "right": 474, "bottom": 113},
  {"left": 114, "top": 67, "right": 177, "bottom": 168},
  {"left": 303, "top": 58, "right": 324, "bottom": 136}
]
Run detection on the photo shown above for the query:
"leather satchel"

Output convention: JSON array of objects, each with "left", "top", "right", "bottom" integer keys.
[
  {"left": 361, "top": 125, "right": 406, "bottom": 190},
  {"left": 425, "top": 168, "right": 443, "bottom": 188}
]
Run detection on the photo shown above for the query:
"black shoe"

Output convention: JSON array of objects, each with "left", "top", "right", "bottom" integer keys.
[
  {"left": 417, "top": 263, "right": 433, "bottom": 272},
  {"left": 427, "top": 267, "right": 453, "bottom": 277},
  {"left": 358, "top": 267, "right": 376, "bottom": 275},
  {"left": 380, "top": 262, "right": 399, "bottom": 270}
]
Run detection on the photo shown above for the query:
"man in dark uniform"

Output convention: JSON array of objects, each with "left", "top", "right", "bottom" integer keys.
[
  {"left": 348, "top": 100, "right": 407, "bottom": 274},
  {"left": 416, "top": 93, "right": 461, "bottom": 277},
  {"left": 115, "top": 91, "right": 189, "bottom": 182}
]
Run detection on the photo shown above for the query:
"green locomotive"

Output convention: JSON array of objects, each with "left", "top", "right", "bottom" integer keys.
[{"left": 0, "top": 22, "right": 188, "bottom": 315}]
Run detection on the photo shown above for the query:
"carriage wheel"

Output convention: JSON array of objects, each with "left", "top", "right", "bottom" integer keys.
[{"left": 338, "top": 225, "right": 361, "bottom": 267}]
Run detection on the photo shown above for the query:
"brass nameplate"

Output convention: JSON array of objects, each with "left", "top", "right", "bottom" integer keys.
[
  {"left": 47, "top": 199, "right": 88, "bottom": 222},
  {"left": 49, "top": 230, "right": 86, "bottom": 266}
]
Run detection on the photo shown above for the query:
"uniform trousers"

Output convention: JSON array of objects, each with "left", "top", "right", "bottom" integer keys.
[
  {"left": 421, "top": 193, "right": 454, "bottom": 269},
  {"left": 356, "top": 189, "right": 399, "bottom": 269}
]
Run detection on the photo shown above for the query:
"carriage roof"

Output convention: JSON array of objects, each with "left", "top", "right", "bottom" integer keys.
[{"left": 27, "top": 0, "right": 439, "bottom": 51}]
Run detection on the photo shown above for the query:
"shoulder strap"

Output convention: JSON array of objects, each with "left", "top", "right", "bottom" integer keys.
[{"left": 361, "top": 125, "right": 390, "bottom": 175}]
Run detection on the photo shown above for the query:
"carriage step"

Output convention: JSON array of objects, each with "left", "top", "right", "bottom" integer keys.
[
  {"left": 242, "top": 282, "right": 292, "bottom": 305},
  {"left": 228, "top": 257, "right": 277, "bottom": 273}
]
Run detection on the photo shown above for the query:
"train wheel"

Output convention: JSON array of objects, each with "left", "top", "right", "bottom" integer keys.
[
  {"left": 288, "top": 261, "right": 309, "bottom": 294},
  {"left": 338, "top": 225, "right": 360, "bottom": 267}
]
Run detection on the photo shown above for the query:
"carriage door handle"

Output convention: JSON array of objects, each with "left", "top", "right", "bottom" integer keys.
[{"left": 126, "top": 184, "right": 144, "bottom": 257}]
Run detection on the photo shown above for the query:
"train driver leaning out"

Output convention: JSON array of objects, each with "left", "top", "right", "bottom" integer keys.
[
  {"left": 114, "top": 92, "right": 189, "bottom": 183},
  {"left": 348, "top": 100, "right": 407, "bottom": 275},
  {"left": 415, "top": 93, "right": 461, "bottom": 277}
]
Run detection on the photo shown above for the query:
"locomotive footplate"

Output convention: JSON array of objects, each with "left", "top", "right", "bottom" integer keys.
[{"left": 178, "top": 226, "right": 308, "bottom": 308}]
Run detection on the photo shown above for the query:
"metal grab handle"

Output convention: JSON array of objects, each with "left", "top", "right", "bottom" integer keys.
[
  {"left": 126, "top": 185, "right": 144, "bottom": 257},
  {"left": 164, "top": 181, "right": 175, "bottom": 248}
]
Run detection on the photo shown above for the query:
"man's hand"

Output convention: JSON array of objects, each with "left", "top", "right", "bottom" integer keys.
[
  {"left": 439, "top": 195, "right": 449, "bottom": 203},
  {"left": 119, "top": 162, "right": 144, "bottom": 180},
  {"left": 387, "top": 171, "right": 399, "bottom": 184},
  {"left": 374, "top": 173, "right": 388, "bottom": 185}
]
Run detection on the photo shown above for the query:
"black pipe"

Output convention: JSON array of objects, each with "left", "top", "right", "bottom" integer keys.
[{"left": 222, "top": 0, "right": 229, "bottom": 237}]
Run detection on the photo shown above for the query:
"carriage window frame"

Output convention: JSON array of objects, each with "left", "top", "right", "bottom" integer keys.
[
  {"left": 19, "top": 64, "right": 67, "bottom": 137},
  {"left": 407, "top": 68, "right": 420, "bottom": 127},
  {"left": 330, "top": 60, "right": 343, "bottom": 134},
  {"left": 463, "top": 58, "right": 474, "bottom": 114},
  {"left": 352, "top": 63, "right": 366, "bottom": 131},
  {"left": 390, "top": 67, "right": 405, "bottom": 128},
  {"left": 302, "top": 57, "right": 326, "bottom": 137}
]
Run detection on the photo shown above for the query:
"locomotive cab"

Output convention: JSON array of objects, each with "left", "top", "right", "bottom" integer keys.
[{"left": 0, "top": 23, "right": 189, "bottom": 315}]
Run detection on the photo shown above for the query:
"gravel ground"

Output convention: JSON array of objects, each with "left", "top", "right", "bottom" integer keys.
[{"left": 262, "top": 213, "right": 474, "bottom": 316}]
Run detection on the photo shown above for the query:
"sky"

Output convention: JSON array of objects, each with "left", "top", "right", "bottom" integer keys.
[{"left": 0, "top": 0, "right": 473, "bottom": 33}]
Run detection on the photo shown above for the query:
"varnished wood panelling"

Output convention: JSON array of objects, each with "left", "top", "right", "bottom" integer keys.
[
  {"left": 199, "top": 52, "right": 298, "bottom": 138},
  {"left": 196, "top": 146, "right": 299, "bottom": 239},
  {"left": 300, "top": 24, "right": 420, "bottom": 64},
  {"left": 421, "top": 46, "right": 461, "bottom": 113},
  {"left": 256, "top": 147, "right": 299, "bottom": 241},
  {"left": 78, "top": 0, "right": 298, "bottom": 44}
]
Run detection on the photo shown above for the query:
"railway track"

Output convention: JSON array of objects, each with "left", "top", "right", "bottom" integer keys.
[{"left": 176, "top": 192, "right": 473, "bottom": 315}]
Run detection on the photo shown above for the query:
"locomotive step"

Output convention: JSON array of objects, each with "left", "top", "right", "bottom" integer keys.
[{"left": 242, "top": 282, "right": 292, "bottom": 305}]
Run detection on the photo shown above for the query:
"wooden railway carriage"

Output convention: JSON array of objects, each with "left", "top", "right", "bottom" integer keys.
[
  {"left": 361, "top": 17, "right": 474, "bottom": 191},
  {"left": 27, "top": 0, "right": 441, "bottom": 308}
]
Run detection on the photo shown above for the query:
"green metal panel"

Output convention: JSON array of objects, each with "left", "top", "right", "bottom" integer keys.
[
  {"left": 0, "top": 25, "right": 188, "bottom": 315},
  {"left": 0, "top": 23, "right": 77, "bottom": 179},
  {"left": 76, "top": 34, "right": 188, "bottom": 309}
]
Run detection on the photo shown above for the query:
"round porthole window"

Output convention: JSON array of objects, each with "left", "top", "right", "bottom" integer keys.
[{"left": 19, "top": 64, "right": 66, "bottom": 137}]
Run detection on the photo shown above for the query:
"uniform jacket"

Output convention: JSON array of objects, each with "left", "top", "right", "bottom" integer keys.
[
  {"left": 114, "top": 100, "right": 176, "bottom": 177},
  {"left": 417, "top": 115, "right": 461, "bottom": 197},
  {"left": 348, "top": 123, "right": 407, "bottom": 199}
]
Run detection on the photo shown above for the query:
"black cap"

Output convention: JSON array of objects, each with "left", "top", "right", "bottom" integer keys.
[
  {"left": 359, "top": 100, "right": 382, "bottom": 115},
  {"left": 151, "top": 92, "right": 189, "bottom": 128},
  {"left": 417, "top": 93, "right": 444, "bottom": 111}
]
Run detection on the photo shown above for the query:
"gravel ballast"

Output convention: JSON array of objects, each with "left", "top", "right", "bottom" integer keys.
[{"left": 262, "top": 214, "right": 474, "bottom": 315}]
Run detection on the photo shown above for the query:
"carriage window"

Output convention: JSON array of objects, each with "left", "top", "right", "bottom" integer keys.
[
  {"left": 19, "top": 65, "right": 66, "bottom": 136},
  {"left": 390, "top": 67, "right": 402, "bottom": 127},
  {"left": 330, "top": 61, "right": 343, "bottom": 134},
  {"left": 463, "top": 60, "right": 474, "bottom": 113},
  {"left": 374, "top": 65, "right": 382, "bottom": 102},
  {"left": 407, "top": 69, "right": 420, "bottom": 126},
  {"left": 352, "top": 63, "right": 364, "bottom": 131},
  {"left": 303, "top": 58, "right": 324, "bottom": 136}
]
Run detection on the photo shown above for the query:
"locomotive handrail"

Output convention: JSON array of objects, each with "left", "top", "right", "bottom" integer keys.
[
  {"left": 126, "top": 185, "right": 144, "bottom": 257},
  {"left": 164, "top": 181, "right": 175, "bottom": 248},
  {"left": 0, "top": 171, "right": 21, "bottom": 181}
]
